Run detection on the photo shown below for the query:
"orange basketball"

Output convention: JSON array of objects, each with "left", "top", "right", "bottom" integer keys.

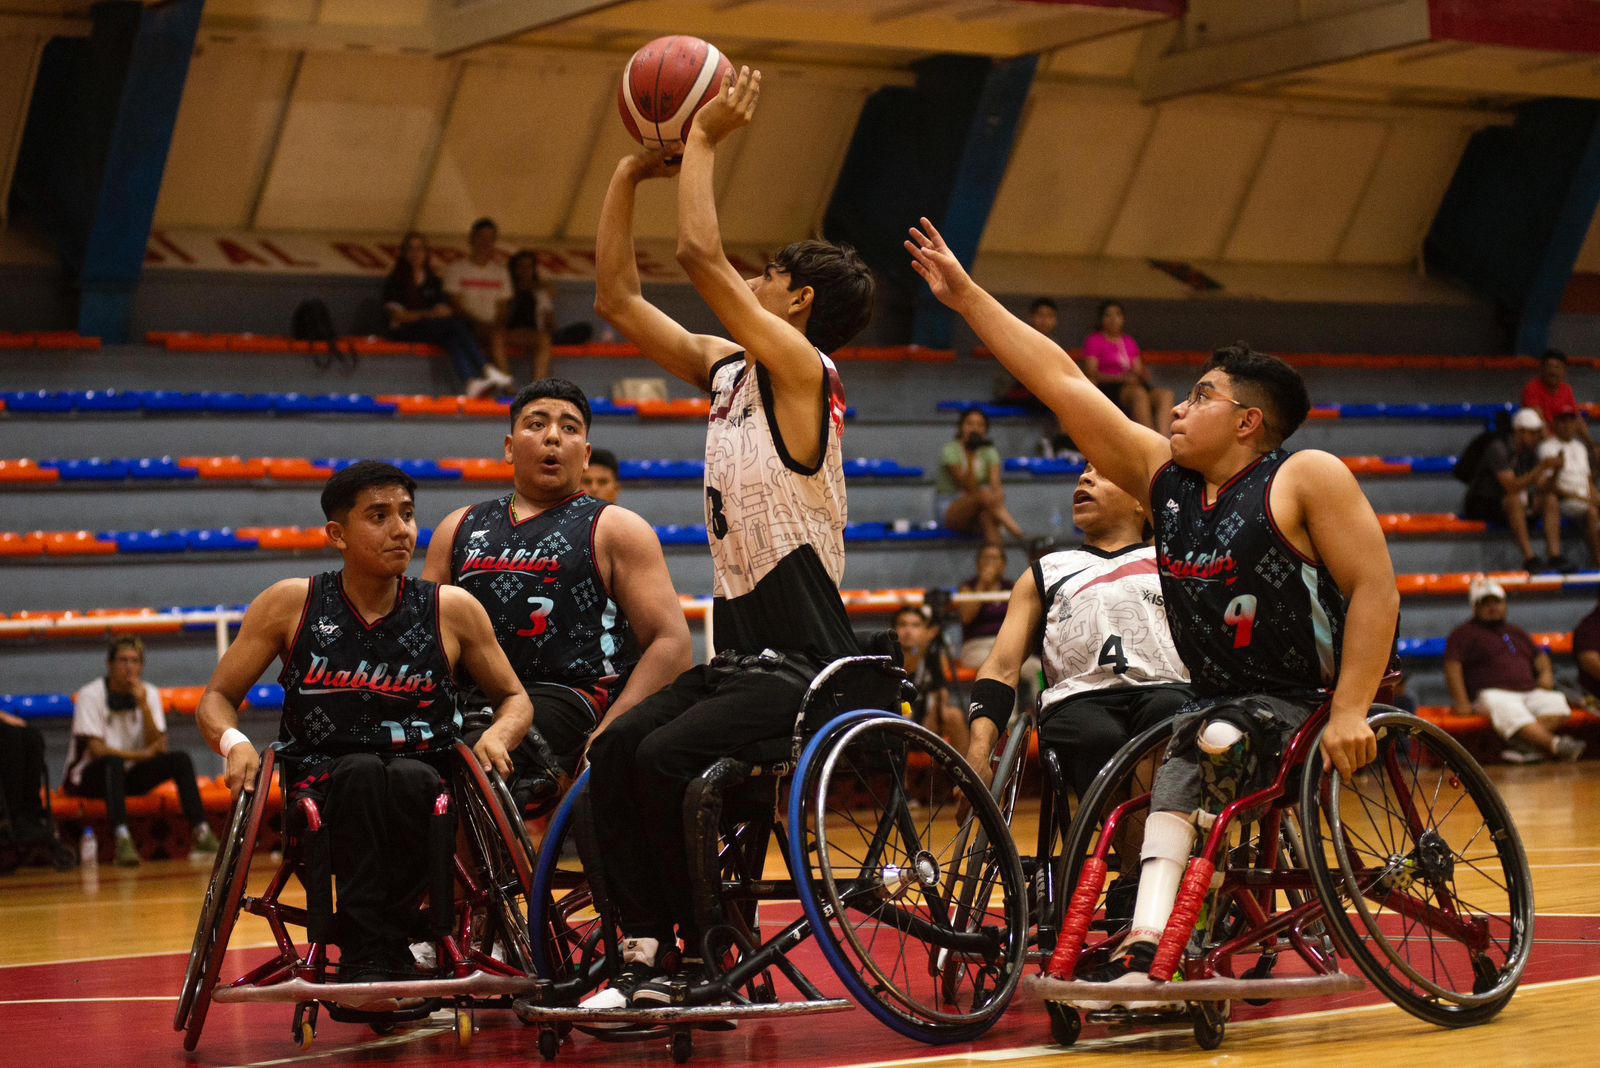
[{"left": 617, "top": 35, "right": 733, "bottom": 154}]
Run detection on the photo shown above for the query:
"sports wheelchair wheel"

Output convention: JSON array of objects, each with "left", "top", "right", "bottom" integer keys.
[
  {"left": 173, "top": 747, "right": 277, "bottom": 1051},
  {"left": 529, "top": 770, "right": 612, "bottom": 999},
  {"left": 1299, "top": 710, "right": 1534, "bottom": 1027},
  {"left": 457, "top": 756, "right": 537, "bottom": 974},
  {"left": 791, "top": 710, "right": 1027, "bottom": 1043}
]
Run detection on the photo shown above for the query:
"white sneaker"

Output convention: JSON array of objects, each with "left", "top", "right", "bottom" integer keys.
[
  {"left": 578, "top": 937, "right": 662, "bottom": 1019},
  {"left": 464, "top": 375, "right": 493, "bottom": 399},
  {"left": 485, "top": 367, "right": 515, "bottom": 392},
  {"left": 1553, "top": 736, "right": 1587, "bottom": 762},
  {"left": 1500, "top": 747, "right": 1545, "bottom": 765},
  {"left": 410, "top": 941, "right": 437, "bottom": 971}
]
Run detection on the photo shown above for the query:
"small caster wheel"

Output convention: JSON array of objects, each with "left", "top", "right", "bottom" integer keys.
[
  {"left": 670, "top": 1029, "right": 693, "bottom": 1064},
  {"left": 1046, "top": 1001, "right": 1080, "bottom": 1046},
  {"left": 538, "top": 1026, "right": 560, "bottom": 1061},
  {"left": 369, "top": 1022, "right": 396, "bottom": 1036},
  {"left": 292, "top": 1003, "right": 316, "bottom": 1050},
  {"left": 1192, "top": 1003, "right": 1226, "bottom": 1051},
  {"left": 456, "top": 1009, "right": 474, "bottom": 1049},
  {"left": 1244, "top": 955, "right": 1277, "bottom": 1006},
  {"left": 294, "top": 1020, "right": 314, "bottom": 1051}
]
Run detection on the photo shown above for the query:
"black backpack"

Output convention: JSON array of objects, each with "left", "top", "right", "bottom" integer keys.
[{"left": 291, "top": 298, "right": 355, "bottom": 370}]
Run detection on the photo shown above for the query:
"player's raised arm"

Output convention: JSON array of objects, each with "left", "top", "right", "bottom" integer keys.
[
  {"left": 197, "top": 578, "right": 308, "bottom": 795},
  {"left": 907, "top": 218, "right": 1169, "bottom": 506},
  {"left": 421, "top": 505, "right": 469, "bottom": 585},
  {"left": 675, "top": 68, "right": 822, "bottom": 394},
  {"left": 593, "top": 152, "right": 738, "bottom": 391},
  {"left": 1284, "top": 450, "right": 1398, "bottom": 780}
]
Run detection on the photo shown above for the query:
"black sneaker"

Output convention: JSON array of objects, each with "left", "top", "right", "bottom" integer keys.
[
  {"left": 579, "top": 937, "right": 666, "bottom": 1012},
  {"left": 1073, "top": 940, "right": 1179, "bottom": 1012}
]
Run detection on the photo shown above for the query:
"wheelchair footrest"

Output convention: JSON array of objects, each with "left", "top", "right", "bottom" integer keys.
[
  {"left": 211, "top": 971, "right": 544, "bottom": 1008},
  {"left": 1027, "top": 971, "right": 1362, "bottom": 1004},
  {"left": 512, "top": 998, "right": 852, "bottom": 1026}
]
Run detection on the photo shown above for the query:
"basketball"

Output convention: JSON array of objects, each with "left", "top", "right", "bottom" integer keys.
[{"left": 617, "top": 35, "right": 733, "bottom": 154}]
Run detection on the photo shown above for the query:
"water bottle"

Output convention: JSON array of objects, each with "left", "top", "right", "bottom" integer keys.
[{"left": 79, "top": 826, "right": 98, "bottom": 868}]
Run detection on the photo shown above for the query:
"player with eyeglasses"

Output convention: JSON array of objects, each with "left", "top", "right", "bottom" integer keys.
[{"left": 906, "top": 218, "right": 1399, "bottom": 1007}]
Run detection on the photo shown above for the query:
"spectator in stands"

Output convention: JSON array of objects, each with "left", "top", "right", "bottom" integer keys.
[
  {"left": 1522, "top": 350, "right": 1580, "bottom": 430},
  {"left": 1444, "top": 579, "right": 1586, "bottom": 763},
  {"left": 1083, "top": 300, "right": 1174, "bottom": 437},
  {"left": 62, "top": 637, "right": 219, "bottom": 866},
  {"left": 1536, "top": 403, "right": 1600, "bottom": 570},
  {"left": 1030, "top": 297, "right": 1058, "bottom": 338},
  {"left": 505, "top": 249, "right": 556, "bottom": 382},
  {"left": 895, "top": 605, "right": 962, "bottom": 751},
  {"left": 582, "top": 448, "right": 621, "bottom": 503},
  {"left": 938, "top": 407, "right": 1025, "bottom": 545},
  {"left": 0, "top": 711, "right": 76, "bottom": 872},
  {"left": 957, "top": 544, "right": 1012, "bottom": 671},
  {"left": 1572, "top": 596, "right": 1600, "bottom": 706},
  {"left": 445, "top": 217, "right": 515, "bottom": 379},
  {"left": 1462, "top": 407, "right": 1562, "bottom": 572},
  {"left": 382, "top": 231, "right": 510, "bottom": 397},
  {"left": 996, "top": 298, "right": 1057, "bottom": 411}
]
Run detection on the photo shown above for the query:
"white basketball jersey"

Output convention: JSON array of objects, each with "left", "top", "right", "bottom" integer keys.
[
  {"left": 703, "top": 351, "right": 855, "bottom": 659},
  {"left": 1035, "top": 545, "right": 1189, "bottom": 707}
]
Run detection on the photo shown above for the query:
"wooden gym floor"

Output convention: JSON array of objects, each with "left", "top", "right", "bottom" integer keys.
[{"left": 1, "top": 761, "right": 1596, "bottom": 1067}]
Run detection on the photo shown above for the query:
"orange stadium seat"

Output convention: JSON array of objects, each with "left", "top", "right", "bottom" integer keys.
[
  {"left": 161, "top": 686, "right": 206, "bottom": 715},
  {"left": 0, "top": 459, "right": 59, "bottom": 484},
  {"left": 262, "top": 457, "right": 334, "bottom": 481},
  {"left": 225, "top": 333, "right": 292, "bottom": 353},
  {"left": 237, "top": 526, "right": 330, "bottom": 551},
  {"left": 41, "top": 530, "right": 118, "bottom": 555},
  {"left": 461, "top": 397, "right": 511, "bottom": 417},
  {"left": 550, "top": 342, "right": 643, "bottom": 358},
  {"left": 180, "top": 455, "right": 268, "bottom": 480},
  {"left": 0, "top": 532, "right": 46, "bottom": 557},
  {"left": 441, "top": 457, "right": 513, "bottom": 481},
  {"left": 86, "top": 607, "right": 182, "bottom": 635},
  {"left": 378, "top": 393, "right": 462, "bottom": 416},
  {"left": 636, "top": 398, "right": 711, "bottom": 420}
]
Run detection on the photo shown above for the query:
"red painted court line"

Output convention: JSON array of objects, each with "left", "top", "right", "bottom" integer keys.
[{"left": 1, "top": 915, "right": 1593, "bottom": 1066}]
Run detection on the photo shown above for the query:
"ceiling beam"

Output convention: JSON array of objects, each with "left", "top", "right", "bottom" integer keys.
[
  {"left": 1136, "top": 0, "right": 1433, "bottom": 103},
  {"left": 432, "top": 0, "right": 626, "bottom": 57}
]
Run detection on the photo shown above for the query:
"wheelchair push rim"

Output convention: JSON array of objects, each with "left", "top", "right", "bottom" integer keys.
[
  {"left": 793, "top": 711, "right": 1028, "bottom": 1041},
  {"left": 1302, "top": 710, "right": 1534, "bottom": 1019}
]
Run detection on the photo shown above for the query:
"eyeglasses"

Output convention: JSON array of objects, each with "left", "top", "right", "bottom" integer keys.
[{"left": 1183, "top": 381, "right": 1250, "bottom": 410}]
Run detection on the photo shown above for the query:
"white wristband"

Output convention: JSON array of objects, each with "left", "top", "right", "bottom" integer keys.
[{"left": 219, "top": 727, "right": 251, "bottom": 757}]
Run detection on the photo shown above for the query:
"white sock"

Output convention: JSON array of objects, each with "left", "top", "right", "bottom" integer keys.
[
  {"left": 1125, "top": 810, "right": 1196, "bottom": 946},
  {"left": 114, "top": 825, "right": 132, "bottom": 840}
]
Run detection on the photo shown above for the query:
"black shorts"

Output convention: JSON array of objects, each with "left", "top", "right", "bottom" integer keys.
[
  {"left": 463, "top": 681, "right": 601, "bottom": 777},
  {"left": 1039, "top": 684, "right": 1193, "bottom": 798},
  {"left": 1462, "top": 493, "right": 1513, "bottom": 523}
]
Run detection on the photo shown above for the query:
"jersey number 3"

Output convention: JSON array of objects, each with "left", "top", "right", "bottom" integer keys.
[
  {"left": 706, "top": 487, "right": 729, "bottom": 540},
  {"left": 1223, "top": 594, "right": 1258, "bottom": 649},
  {"left": 517, "top": 596, "right": 555, "bottom": 638}
]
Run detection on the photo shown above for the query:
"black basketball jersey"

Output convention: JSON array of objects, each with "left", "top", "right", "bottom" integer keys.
[
  {"left": 1150, "top": 451, "right": 1344, "bottom": 698},
  {"left": 450, "top": 491, "right": 636, "bottom": 711},
  {"left": 277, "top": 571, "right": 460, "bottom": 770}
]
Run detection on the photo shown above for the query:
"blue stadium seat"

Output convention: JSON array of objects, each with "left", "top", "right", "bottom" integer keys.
[
  {"left": 1, "top": 390, "right": 75, "bottom": 413},
  {"left": 5, "top": 693, "right": 74, "bottom": 719},
  {"left": 620, "top": 459, "right": 704, "bottom": 481},
  {"left": 391, "top": 458, "right": 461, "bottom": 481},
  {"left": 68, "top": 389, "right": 143, "bottom": 412},
  {"left": 104, "top": 530, "right": 188, "bottom": 554},
  {"left": 1397, "top": 637, "right": 1448, "bottom": 659},
  {"left": 202, "top": 392, "right": 276, "bottom": 414},
  {"left": 590, "top": 399, "right": 636, "bottom": 417},
  {"left": 141, "top": 391, "right": 211, "bottom": 414},
  {"left": 1004, "top": 456, "right": 1085, "bottom": 477},
  {"left": 125, "top": 456, "right": 197, "bottom": 480},
  {"left": 247, "top": 684, "right": 285, "bottom": 712},
  {"left": 169, "top": 605, "right": 249, "bottom": 632},
  {"left": 843, "top": 459, "right": 924, "bottom": 479},
  {"left": 655, "top": 524, "right": 708, "bottom": 546},
  {"left": 935, "top": 401, "right": 1031, "bottom": 419},
  {"left": 183, "top": 528, "right": 257, "bottom": 552},
  {"left": 42, "top": 458, "right": 131, "bottom": 481}
]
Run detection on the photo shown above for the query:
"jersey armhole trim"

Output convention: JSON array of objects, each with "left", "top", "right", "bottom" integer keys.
[
  {"left": 707, "top": 351, "right": 745, "bottom": 392},
  {"left": 282, "top": 577, "right": 317, "bottom": 673},
  {"left": 589, "top": 501, "right": 616, "bottom": 603},
  {"left": 448, "top": 504, "right": 478, "bottom": 580},
  {"left": 433, "top": 580, "right": 455, "bottom": 680},
  {"left": 1262, "top": 465, "right": 1320, "bottom": 567},
  {"left": 754, "top": 356, "right": 829, "bottom": 477}
]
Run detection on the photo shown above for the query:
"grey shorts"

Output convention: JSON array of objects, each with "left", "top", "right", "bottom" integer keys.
[{"left": 1148, "top": 692, "right": 1323, "bottom": 815}]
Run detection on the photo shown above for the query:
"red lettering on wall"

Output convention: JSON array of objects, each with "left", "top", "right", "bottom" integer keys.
[
  {"left": 148, "top": 231, "right": 196, "bottom": 265},
  {"left": 260, "top": 239, "right": 317, "bottom": 269},
  {"left": 217, "top": 239, "right": 269, "bottom": 267},
  {"left": 333, "top": 242, "right": 386, "bottom": 270}
]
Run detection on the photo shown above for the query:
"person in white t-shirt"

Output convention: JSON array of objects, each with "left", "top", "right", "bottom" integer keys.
[
  {"left": 443, "top": 217, "right": 515, "bottom": 382},
  {"left": 63, "top": 637, "right": 218, "bottom": 866},
  {"left": 1536, "top": 403, "right": 1600, "bottom": 569}
]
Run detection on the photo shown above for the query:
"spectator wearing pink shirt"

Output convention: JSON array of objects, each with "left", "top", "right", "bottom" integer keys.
[{"left": 1082, "top": 300, "right": 1174, "bottom": 437}]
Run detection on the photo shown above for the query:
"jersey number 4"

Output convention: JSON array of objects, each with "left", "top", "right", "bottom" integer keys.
[{"left": 1098, "top": 635, "right": 1129, "bottom": 675}]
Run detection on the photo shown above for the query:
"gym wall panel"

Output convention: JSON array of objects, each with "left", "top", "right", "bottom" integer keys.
[
  {"left": 1102, "top": 107, "right": 1273, "bottom": 261},
  {"left": 982, "top": 92, "right": 1154, "bottom": 256},
  {"left": 1224, "top": 116, "right": 1387, "bottom": 263},
  {"left": 413, "top": 58, "right": 615, "bottom": 239},
  {"left": 319, "top": 0, "right": 430, "bottom": 27},
  {"left": 153, "top": 44, "right": 297, "bottom": 230},
  {"left": 560, "top": 103, "right": 695, "bottom": 243},
  {"left": 0, "top": 35, "right": 44, "bottom": 224},
  {"left": 1337, "top": 123, "right": 1469, "bottom": 266},
  {"left": 254, "top": 52, "right": 452, "bottom": 233},
  {"left": 203, "top": 0, "right": 320, "bottom": 20},
  {"left": 1573, "top": 203, "right": 1600, "bottom": 274},
  {"left": 714, "top": 78, "right": 869, "bottom": 245}
]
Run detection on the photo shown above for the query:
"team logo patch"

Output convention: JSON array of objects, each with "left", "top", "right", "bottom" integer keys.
[{"left": 313, "top": 618, "right": 341, "bottom": 645}]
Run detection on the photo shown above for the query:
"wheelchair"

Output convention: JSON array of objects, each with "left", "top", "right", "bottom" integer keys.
[
  {"left": 1028, "top": 693, "right": 1535, "bottom": 1050},
  {"left": 512, "top": 653, "right": 1031, "bottom": 1063},
  {"left": 172, "top": 740, "right": 539, "bottom": 1052}
]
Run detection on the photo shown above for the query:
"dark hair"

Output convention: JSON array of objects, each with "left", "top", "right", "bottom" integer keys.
[
  {"left": 320, "top": 461, "right": 417, "bottom": 521},
  {"left": 508, "top": 249, "right": 540, "bottom": 293},
  {"left": 510, "top": 378, "right": 591, "bottom": 430},
  {"left": 1029, "top": 297, "right": 1057, "bottom": 313},
  {"left": 107, "top": 635, "right": 145, "bottom": 662},
  {"left": 772, "top": 239, "right": 874, "bottom": 354},
  {"left": 1544, "top": 349, "right": 1568, "bottom": 364},
  {"left": 588, "top": 448, "right": 619, "bottom": 476},
  {"left": 894, "top": 604, "right": 930, "bottom": 627},
  {"left": 470, "top": 217, "right": 497, "bottom": 237},
  {"left": 955, "top": 405, "right": 990, "bottom": 436},
  {"left": 1206, "top": 342, "right": 1310, "bottom": 447},
  {"left": 1097, "top": 299, "right": 1124, "bottom": 327},
  {"left": 385, "top": 230, "right": 436, "bottom": 289}
]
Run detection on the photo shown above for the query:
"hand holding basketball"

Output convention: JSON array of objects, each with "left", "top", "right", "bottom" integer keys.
[
  {"left": 692, "top": 66, "right": 761, "bottom": 146},
  {"left": 905, "top": 217, "right": 977, "bottom": 311},
  {"left": 622, "top": 149, "right": 682, "bottom": 183}
]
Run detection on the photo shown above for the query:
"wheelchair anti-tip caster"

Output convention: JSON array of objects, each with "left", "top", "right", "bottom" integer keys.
[
  {"left": 670, "top": 1028, "right": 693, "bottom": 1064},
  {"left": 456, "top": 1008, "right": 474, "bottom": 1048},
  {"left": 538, "top": 1026, "right": 560, "bottom": 1061},
  {"left": 1046, "top": 1001, "right": 1080, "bottom": 1046},
  {"left": 1192, "top": 1001, "right": 1227, "bottom": 1050},
  {"left": 292, "top": 1002, "right": 317, "bottom": 1050}
]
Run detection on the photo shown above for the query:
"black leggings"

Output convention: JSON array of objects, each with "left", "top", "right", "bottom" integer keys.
[
  {"left": 70, "top": 751, "right": 207, "bottom": 829},
  {"left": 586, "top": 656, "right": 813, "bottom": 940},
  {"left": 1039, "top": 685, "right": 1193, "bottom": 798},
  {"left": 0, "top": 720, "right": 51, "bottom": 839}
]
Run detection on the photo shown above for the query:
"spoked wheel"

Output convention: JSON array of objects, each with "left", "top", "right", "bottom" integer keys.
[
  {"left": 1300, "top": 710, "right": 1534, "bottom": 1027},
  {"left": 528, "top": 771, "right": 613, "bottom": 998},
  {"left": 457, "top": 754, "right": 537, "bottom": 974},
  {"left": 173, "top": 747, "right": 276, "bottom": 1051},
  {"left": 791, "top": 711, "right": 1028, "bottom": 1043},
  {"left": 1051, "top": 720, "right": 1175, "bottom": 956}
]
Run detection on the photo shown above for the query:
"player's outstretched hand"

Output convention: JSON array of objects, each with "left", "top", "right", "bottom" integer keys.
[
  {"left": 1320, "top": 706, "right": 1378, "bottom": 783},
  {"left": 693, "top": 66, "right": 761, "bottom": 144},
  {"left": 904, "top": 217, "right": 977, "bottom": 311},
  {"left": 474, "top": 731, "right": 515, "bottom": 779},
  {"left": 625, "top": 149, "right": 682, "bottom": 182},
  {"left": 225, "top": 743, "right": 259, "bottom": 797}
]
